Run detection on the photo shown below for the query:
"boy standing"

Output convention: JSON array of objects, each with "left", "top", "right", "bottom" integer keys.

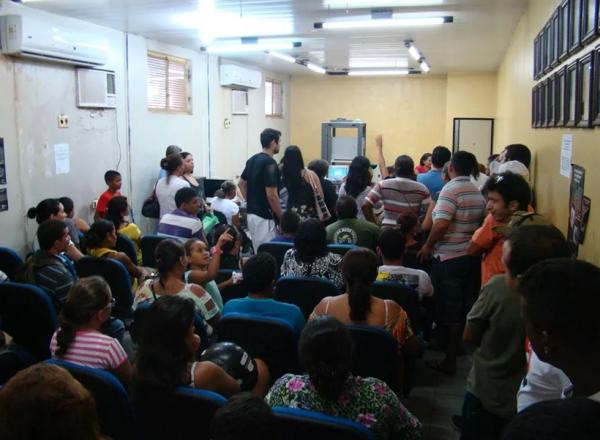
[{"left": 95, "top": 170, "right": 122, "bottom": 220}]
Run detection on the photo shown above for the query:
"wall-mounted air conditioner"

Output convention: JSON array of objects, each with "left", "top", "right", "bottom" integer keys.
[
  {"left": 220, "top": 64, "right": 261, "bottom": 90},
  {"left": 77, "top": 68, "right": 116, "bottom": 108},
  {"left": 231, "top": 90, "right": 248, "bottom": 115},
  {"left": 0, "top": 14, "right": 109, "bottom": 67}
]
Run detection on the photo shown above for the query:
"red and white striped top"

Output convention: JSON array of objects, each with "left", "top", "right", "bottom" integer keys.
[{"left": 50, "top": 328, "right": 127, "bottom": 371}]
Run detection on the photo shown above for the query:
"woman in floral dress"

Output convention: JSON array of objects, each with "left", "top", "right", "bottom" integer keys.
[{"left": 265, "top": 316, "right": 422, "bottom": 440}]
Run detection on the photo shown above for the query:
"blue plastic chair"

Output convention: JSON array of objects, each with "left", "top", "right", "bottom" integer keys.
[
  {"left": 0, "top": 246, "right": 24, "bottom": 280},
  {"left": 134, "top": 386, "right": 226, "bottom": 440},
  {"left": 218, "top": 312, "right": 298, "bottom": 383},
  {"left": 257, "top": 241, "right": 294, "bottom": 277},
  {"left": 75, "top": 257, "right": 133, "bottom": 320},
  {"left": 273, "top": 406, "right": 374, "bottom": 440},
  {"left": 275, "top": 276, "right": 339, "bottom": 320},
  {"left": 141, "top": 235, "right": 168, "bottom": 268},
  {"left": 116, "top": 233, "right": 138, "bottom": 264},
  {"left": 0, "top": 282, "right": 58, "bottom": 360},
  {"left": 327, "top": 243, "right": 358, "bottom": 257},
  {"left": 46, "top": 359, "right": 136, "bottom": 440}
]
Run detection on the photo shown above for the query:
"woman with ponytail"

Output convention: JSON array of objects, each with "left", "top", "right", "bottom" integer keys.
[
  {"left": 309, "top": 248, "right": 418, "bottom": 353},
  {"left": 50, "top": 276, "right": 132, "bottom": 383},
  {"left": 266, "top": 316, "right": 422, "bottom": 440}
]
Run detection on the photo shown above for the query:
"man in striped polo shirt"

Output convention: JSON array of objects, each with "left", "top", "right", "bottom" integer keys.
[
  {"left": 158, "top": 187, "right": 206, "bottom": 243},
  {"left": 363, "top": 155, "right": 431, "bottom": 226},
  {"left": 418, "top": 151, "right": 486, "bottom": 374}
]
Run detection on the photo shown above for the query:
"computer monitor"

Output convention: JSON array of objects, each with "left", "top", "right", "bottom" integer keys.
[
  {"left": 203, "top": 178, "right": 227, "bottom": 198},
  {"left": 328, "top": 165, "right": 349, "bottom": 182}
]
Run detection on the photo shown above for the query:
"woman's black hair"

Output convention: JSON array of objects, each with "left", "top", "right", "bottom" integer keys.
[
  {"left": 419, "top": 153, "right": 432, "bottom": 167},
  {"left": 211, "top": 225, "right": 239, "bottom": 254},
  {"left": 85, "top": 220, "right": 115, "bottom": 249},
  {"left": 344, "top": 156, "right": 371, "bottom": 198},
  {"left": 55, "top": 276, "right": 111, "bottom": 356},
  {"left": 181, "top": 152, "right": 192, "bottom": 160},
  {"left": 58, "top": 197, "right": 74, "bottom": 216},
  {"left": 294, "top": 219, "right": 328, "bottom": 265},
  {"left": 27, "top": 199, "right": 61, "bottom": 224},
  {"left": 342, "top": 248, "right": 378, "bottom": 322},
  {"left": 132, "top": 295, "right": 196, "bottom": 398},
  {"left": 160, "top": 153, "right": 183, "bottom": 183},
  {"left": 396, "top": 213, "right": 418, "bottom": 235},
  {"left": 281, "top": 145, "right": 305, "bottom": 194},
  {"left": 299, "top": 316, "right": 353, "bottom": 401},
  {"left": 155, "top": 239, "right": 185, "bottom": 287},
  {"left": 105, "top": 196, "right": 129, "bottom": 231},
  {"left": 214, "top": 181, "right": 237, "bottom": 199}
]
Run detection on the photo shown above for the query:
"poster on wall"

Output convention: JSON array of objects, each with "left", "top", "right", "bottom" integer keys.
[
  {"left": 568, "top": 164, "right": 585, "bottom": 255},
  {"left": 579, "top": 196, "right": 591, "bottom": 244},
  {"left": 0, "top": 188, "right": 7, "bottom": 212},
  {"left": 0, "top": 137, "right": 6, "bottom": 185}
]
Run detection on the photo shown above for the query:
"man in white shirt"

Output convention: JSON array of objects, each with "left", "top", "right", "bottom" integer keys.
[{"left": 375, "top": 227, "right": 433, "bottom": 300}]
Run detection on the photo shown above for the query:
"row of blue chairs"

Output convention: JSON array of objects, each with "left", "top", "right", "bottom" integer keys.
[{"left": 46, "top": 358, "right": 374, "bottom": 440}]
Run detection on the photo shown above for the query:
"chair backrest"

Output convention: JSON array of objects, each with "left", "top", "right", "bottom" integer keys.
[
  {"left": 134, "top": 386, "right": 226, "bottom": 440},
  {"left": 220, "top": 281, "right": 249, "bottom": 304},
  {"left": 275, "top": 276, "right": 339, "bottom": 320},
  {"left": 217, "top": 312, "right": 298, "bottom": 383},
  {"left": 272, "top": 406, "right": 374, "bottom": 440},
  {"left": 75, "top": 257, "right": 133, "bottom": 320},
  {"left": 327, "top": 243, "right": 358, "bottom": 257},
  {"left": 141, "top": 235, "right": 167, "bottom": 268},
  {"left": 0, "top": 246, "right": 23, "bottom": 280},
  {"left": 370, "top": 281, "right": 422, "bottom": 332},
  {"left": 0, "top": 350, "right": 29, "bottom": 385},
  {"left": 0, "top": 282, "right": 58, "bottom": 360},
  {"left": 257, "top": 241, "right": 294, "bottom": 277},
  {"left": 46, "top": 359, "right": 135, "bottom": 440},
  {"left": 346, "top": 324, "right": 401, "bottom": 395},
  {"left": 116, "top": 234, "right": 138, "bottom": 264}
]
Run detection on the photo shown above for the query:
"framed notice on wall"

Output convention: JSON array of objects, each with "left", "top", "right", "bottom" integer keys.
[{"left": 568, "top": 164, "right": 586, "bottom": 255}]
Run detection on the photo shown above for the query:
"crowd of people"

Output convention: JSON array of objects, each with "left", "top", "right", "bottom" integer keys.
[{"left": 1, "top": 127, "right": 599, "bottom": 440}]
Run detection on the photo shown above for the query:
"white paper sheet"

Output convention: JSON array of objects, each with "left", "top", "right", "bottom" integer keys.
[
  {"left": 560, "top": 134, "right": 572, "bottom": 178},
  {"left": 54, "top": 143, "right": 70, "bottom": 175}
]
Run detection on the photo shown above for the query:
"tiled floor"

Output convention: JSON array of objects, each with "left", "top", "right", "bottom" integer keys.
[{"left": 403, "top": 350, "right": 472, "bottom": 440}]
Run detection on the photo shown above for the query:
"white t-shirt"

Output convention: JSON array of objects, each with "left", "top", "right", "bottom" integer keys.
[
  {"left": 517, "top": 351, "right": 572, "bottom": 413},
  {"left": 210, "top": 197, "right": 240, "bottom": 225},
  {"left": 470, "top": 173, "right": 490, "bottom": 191},
  {"left": 156, "top": 175, "right": 189, "bottom": 219},
  {"left": 376, "top": 265, "right": 434, "bottom": 299},
  {"left": 498, "top": 160, "right": 530, "bottom": 181}
]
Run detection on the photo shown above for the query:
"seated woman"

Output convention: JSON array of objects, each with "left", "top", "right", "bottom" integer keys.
[
  {"left": 85, "top": 220, "right": 148, "bottom": 286},
  {"left": 212, "top": 224, "right": 243, "bottom": 271},
  {"left": 105, "top": 195, "right": 142, "bottom": 264},
  {"left": 134, "top": 239, "right": 220, "bottom": 330},
  {"left": 50, "top": 276, "right": 132, "bottom": 384},
  {"left": 266, "top": 316, "right": 422, "bottom": 440},
  {"left": 211, "top": 181, "right": 241, "bottom": 228},
  {"left": 310, "top": 248, "right": 418, "bottom": 355},
  {"left": 184, "top": 231, "right": 235, "bottom": 311},
  {"left": 280, "top": 219, "right": 344, "bottom": 290},
  {"left": 132, "top": 295, "right": 269, "bottom": 404},
  {"left": 58, "top": 196, "right": 90, "bottom": 248}
]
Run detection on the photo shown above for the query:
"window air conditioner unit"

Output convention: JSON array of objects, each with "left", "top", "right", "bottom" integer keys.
[
  {"left": 231, "top": 90, "right": 248, "bottom": 115},
  {"left": 220, "top": 64, "right": 261, "bottom": 90},
  {"left": 77, "top": 68, "right": 116, "bottom": 108},
  {"left": 0, "top": 14, "right": 109, "bottom": 67}
]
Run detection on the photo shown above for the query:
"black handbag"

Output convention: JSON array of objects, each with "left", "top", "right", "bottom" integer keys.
[{"left": 142, "top": 184, "right": 160, "bottom": 218}]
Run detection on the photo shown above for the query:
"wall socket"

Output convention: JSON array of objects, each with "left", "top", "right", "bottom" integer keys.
[
  {"left": 224, "top": 118, "right": 231, "bottom": 129},
  {"left": 58, "top": 114, "right": 69, "bottom": 128}
]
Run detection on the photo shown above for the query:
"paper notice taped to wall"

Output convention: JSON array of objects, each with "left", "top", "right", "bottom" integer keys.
[
  {"left": 54, "top": 143, "right": 70, "bottom": 175},
  {"left": 560, "top": 134, "right": 573, "bottom": 178}
]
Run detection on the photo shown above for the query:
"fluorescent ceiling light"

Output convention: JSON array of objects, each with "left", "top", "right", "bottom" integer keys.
[
  {"left": 349, "top": 59, "right": 409, "bottom": 68},
  {"left": 306, "top": 62, "right": 327, "bottom": 74},
  {"left": 268, "top": 51, "right": 297, "bottom": 64},
  {"left": 407, "top": 45, "right": 420, "bottom": 60},
  {"left": 206, "top": 41, "right": 300, "bottom": 53},
  {"left": 348, "top": 69, "right": 409, "bottom": 76},
  {"left": 323, "top": 0, "right": 444, "bottom": 8},
  {"left": 419, "top": 59, "right": 431, "bottom": 72},
  {"left": 316, "top": 16, "right": 450, "bottom": 30}
]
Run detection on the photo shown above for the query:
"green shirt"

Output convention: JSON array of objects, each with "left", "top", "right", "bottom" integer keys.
[
  {"left": 326, "top": 218, "right": 381, "bottom": 250},
  {"left": 466, "top": 274, "right": 526, "bottom": 419}
]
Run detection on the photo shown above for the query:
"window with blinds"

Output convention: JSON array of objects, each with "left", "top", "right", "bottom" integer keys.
[
  {"left": 147, "top": 51, "right": 191, "bottom": 113},
  {"left": 265, "top": 79, "right": 283, "bottom": 117}
]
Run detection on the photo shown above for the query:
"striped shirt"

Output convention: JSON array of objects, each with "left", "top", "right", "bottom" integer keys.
[
  {"left": 432, "top": 176, "right": 485, "bottom": 261},
  {"left": 158, "top": 208, "right": 205, "bottom": 243},
  {"left": 50, "top": 328, "right": 127, "bottom": 370},
  {"left": 366, "top": 177, "right": 431, "bottom": 225}
]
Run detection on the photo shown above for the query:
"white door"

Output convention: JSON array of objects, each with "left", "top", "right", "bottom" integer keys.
[{"left": 452, "top": 118, "right": 494, "bottom": 166}]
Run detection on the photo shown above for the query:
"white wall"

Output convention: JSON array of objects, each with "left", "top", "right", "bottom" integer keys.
[{"left": 0, "top": 1, "right": 128, "bottom": 254}]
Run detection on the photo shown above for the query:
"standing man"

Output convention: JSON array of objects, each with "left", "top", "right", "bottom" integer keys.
[
  {"left": 238, "top": 129, "right": 283, "bottom": 251},
  {"left": 417, "top": 145, "right": 452, "bottom": 196},
  {"left": 418, "top": 151, "right": 486, "bottom": 374}
]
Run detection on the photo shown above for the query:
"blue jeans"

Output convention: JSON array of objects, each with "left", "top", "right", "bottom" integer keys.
[
  {"left": 460, "top": 392, "right": 509, "bottom": 440},
  {"left": 431, "top": 255, "right": 481, "bottom": 325}
]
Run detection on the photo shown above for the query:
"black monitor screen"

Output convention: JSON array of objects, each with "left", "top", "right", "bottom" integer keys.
[{"left": 203, "top": 178, "right": 227, "bottom": 198}]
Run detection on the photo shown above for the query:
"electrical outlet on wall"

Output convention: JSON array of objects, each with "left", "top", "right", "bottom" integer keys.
[
  {"left": 90, "top": 199, "right": 98, "bottom": 209},
  {"left": 224, "top": 118, "right": 231, "bottom": 129},
  {"left": 58, "top": 114, "right": 69, "bottom": 128}
]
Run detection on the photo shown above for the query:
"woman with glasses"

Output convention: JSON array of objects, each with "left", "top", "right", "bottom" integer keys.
[{"left": 50, "top": 276, "right": 132, "bottom": 384}]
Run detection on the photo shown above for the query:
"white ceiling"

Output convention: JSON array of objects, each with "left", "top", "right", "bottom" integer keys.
[{"left": 20, "top": 0, "right": 528, "bottom": 75}]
